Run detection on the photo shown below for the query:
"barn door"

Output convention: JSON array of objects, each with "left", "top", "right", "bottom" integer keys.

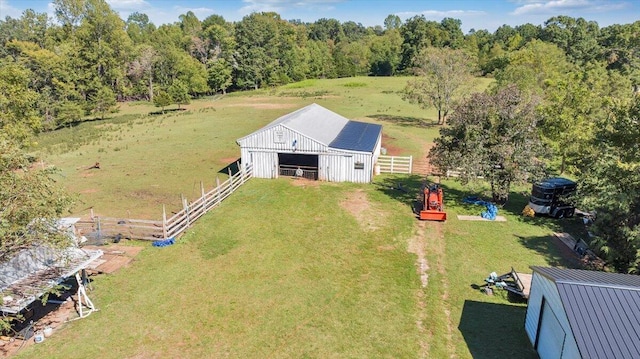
[{"left": 536, "top": 299, "right": 566, "bottom": 359}]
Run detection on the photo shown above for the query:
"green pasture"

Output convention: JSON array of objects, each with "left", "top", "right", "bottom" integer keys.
[
  {"left": 35, "top": 76, "right": 491, "bottom": 218},
  {"left": 18, "top": 76, "right": 584, "bottom": 358}
]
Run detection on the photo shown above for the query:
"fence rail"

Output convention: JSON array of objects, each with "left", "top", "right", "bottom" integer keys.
[
  {"left": 76, "top": 163, "right": 253, "bottom": 241},
  {"left": 164, "top": 164, "right": 252, "bottom": 238},
  {"left": 377, "top": 155, "right": 412, "bottom": 174}
]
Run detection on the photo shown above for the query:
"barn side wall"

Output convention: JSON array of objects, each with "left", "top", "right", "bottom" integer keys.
[
  {"left": 525, "top": 273, "right": 580, "bottom": 358},
  {"left": 371, "top": 132, "right": 382, "bottom": 169},
  {"left": 320, "top": 151, "right": 373, "bottom": 183}
]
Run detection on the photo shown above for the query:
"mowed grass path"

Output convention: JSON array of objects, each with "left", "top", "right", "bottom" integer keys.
[
  {"left": 20, "top": 76, "right": 576, "bottom": 358},
  {"left": 21, "top": 179, "right": 421, "bottom": 358}
]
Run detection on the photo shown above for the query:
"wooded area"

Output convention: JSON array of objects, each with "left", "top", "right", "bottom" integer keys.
[{"left": 1, "top": 0, "right": 639, "bottom": 271}]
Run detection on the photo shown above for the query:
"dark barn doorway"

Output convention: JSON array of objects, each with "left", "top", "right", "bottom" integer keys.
[{"left": 278, "top": 153, "right": 318, "bottom": 180}]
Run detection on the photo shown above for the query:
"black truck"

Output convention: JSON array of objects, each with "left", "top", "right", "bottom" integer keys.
[{"left": 528, "top": 177, "right": 577, "bottom": 218}]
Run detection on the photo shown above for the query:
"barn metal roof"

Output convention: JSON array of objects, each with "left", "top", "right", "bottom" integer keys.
[
  {"left": 531, "top": 266, "right": 640, "bottom": 359},
  {"left": 246, "top": 103, "right": 350, "bottom": 146},
  {"left": 236, "top": 103, "right": 381, "bottom": 153},
  {"left": 329, "top": 121, "right": 382, "bottom": 152}
]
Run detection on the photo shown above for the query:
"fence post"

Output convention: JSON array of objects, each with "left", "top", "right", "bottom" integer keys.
[
  {"left": 182, "top": 194, "right": 190, "bottom": 228},
  {"left": 216, "top": 176, "right": 221, "bottom": 205},
  {"left": 391, "top": 157, "right": 395, "bottom": 173},
  {"left": 237, "top": 161, "right": 244, "bottom": 183},
  {"left": 162, "top": 205, "right": 167, "bottom": 239},
  {"left": 409, "top": 155, "right": 413, "bottom": 174},
  {"left": 228, "top": 167, "right": 233, "bottom": 188}
]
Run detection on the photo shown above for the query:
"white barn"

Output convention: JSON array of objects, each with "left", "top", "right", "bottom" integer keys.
[
  {"left": 236, "top": 103, "right": 382, "bottom": 183},
  {"left": 525, "top": 266, "right": 640, "bottom": 359}
]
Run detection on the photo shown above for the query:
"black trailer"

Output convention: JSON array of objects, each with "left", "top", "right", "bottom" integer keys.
[{"left": 528, "top": 177, "right": 576, "bottom": 218}]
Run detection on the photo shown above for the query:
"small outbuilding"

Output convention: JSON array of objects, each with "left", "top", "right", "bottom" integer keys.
[
  {"left": 236, "top": 103, "right": 382, "bottom": 183},
  {"left": 525, "top": 266, "right": 640, "bottom": 359}
]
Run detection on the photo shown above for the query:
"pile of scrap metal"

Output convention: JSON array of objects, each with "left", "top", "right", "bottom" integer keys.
[{"left": 483, "top": 267, "right": 532, "bottom": 299}]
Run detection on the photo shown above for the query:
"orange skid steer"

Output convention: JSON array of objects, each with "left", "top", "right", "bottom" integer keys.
[{"left": 419, "top": 184, "right": 447, "bottom": 221}]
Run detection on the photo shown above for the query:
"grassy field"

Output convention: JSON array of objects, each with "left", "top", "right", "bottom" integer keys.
[{"left": 16, "top": 76, "right": 584, "bottom": 358}]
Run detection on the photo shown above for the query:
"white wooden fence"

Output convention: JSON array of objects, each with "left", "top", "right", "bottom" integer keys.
[
  {"left": 377, "top": 155, "right": 413, "bottom": 174},
  {"left": 163, "top": 163, "right": 253, "bottom": 239},
  {"left": 76, "top": 163, "right": 253, "bottom": 241}
]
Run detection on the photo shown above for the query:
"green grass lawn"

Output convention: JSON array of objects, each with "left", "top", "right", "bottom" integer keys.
[{"left": 18, "top": 76, "right": 584, "bottom": 358}]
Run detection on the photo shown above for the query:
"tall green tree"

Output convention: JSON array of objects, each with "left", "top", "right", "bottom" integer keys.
[
  {"left": 538, "top": 71, "right": 596, "bottom": 174},
  {"left": 429, "top": 86, "right": 546, "bottom": 204},
  {"left": 168, "top": 80, "right": 190, "bottom": 109},
  {"left": 403, "top": 47, "right": 477, "bottom": 124},
  {"left": 542, "top": 16, "right": 601, "bottom": 64},
  {"left": 0, "top": 61, "right": 42, "bottom": 144},
  {"left": 126, "top": 12, "right": 156, "bottom": 44},
  {"left": 600, "top": 21, "right": 640, "bottom": 92},
  {"left": 207, "top": 58, "right": 232, "bottom": 94},
  {"left": 309, "top": 18, "right": 344, "bottom": 43},
  {"left": 369, "top": 29, "right": 402, "bottom": 76},
  {"left": 91, "top": 86, "right": 117, "bottom": 120},
  {"left": 494, "top": 40, "right": 572, "bottom": 100},
  {"left": 577, "top": 97, "right": 640, "bottom": 273},
  {"left": 384, "top": 14, "right": 402, "bottom": 31},
  {"left": 74, "top": 0, "right": 133, "bottom": 96},
  {"left": 153, "top": 89, "right": 172, "bottom": 113},
  {"left": 399, "top": 16, "right": 445, "bottom": 71},
  {"left": 233, "top": 12, "right": 301, "bottom": 89}
]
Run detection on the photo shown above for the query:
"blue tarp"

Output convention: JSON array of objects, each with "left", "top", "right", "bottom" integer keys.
[
  {"left": 463, "top": 197, "right": 498, "bottom": 220},
  {"left": 152, "top": 237, "right": 175, "bottom": 247}
]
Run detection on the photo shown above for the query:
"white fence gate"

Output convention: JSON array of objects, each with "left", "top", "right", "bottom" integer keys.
[{"left": 377, "top": 155, "right": 412, "bottom": 174}]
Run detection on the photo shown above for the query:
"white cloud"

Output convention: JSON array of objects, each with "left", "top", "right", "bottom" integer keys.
[
  {"left": 395, "top": 9, "right": 487, "bottom": 20},
  {"left": 511, "top": 0, "right": 628, "bottom": 15},
  {"left": 173, "top": 6, "right": 216, "bottom": 19},
  {"left": 239, "top": 0, "right": 345, "bottom": 15},
  {"left": 106, "top": 0, "right": 150, "bottom": 11},
  {"left": 0, "top": 0, "right": 24, "bottom": 18}
]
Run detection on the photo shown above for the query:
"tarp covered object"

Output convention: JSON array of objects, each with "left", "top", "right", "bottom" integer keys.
[{"left": 463, "top": 197, "right": 499, "bottom": 220}]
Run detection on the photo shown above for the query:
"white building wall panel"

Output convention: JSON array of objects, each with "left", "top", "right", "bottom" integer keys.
[
  {"left": 525, "top": 273, "right": 581, "bottom": 359},
  {"left": 245, "top": 151, "right": 277, "bottom": 178},
  {"left": 319, "top": 151, "right": 373, "bottom": 183},
  {"left": 372, "top": 133, "right": 382, "bottom": 164}
]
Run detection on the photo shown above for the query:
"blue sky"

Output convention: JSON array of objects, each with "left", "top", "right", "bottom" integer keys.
[{"left": 1, "top": 0, "right": 637, "bottom": 33}]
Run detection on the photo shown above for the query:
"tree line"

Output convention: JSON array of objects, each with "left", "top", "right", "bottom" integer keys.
[{"left": 1, "top": 0, "right": 638, "bottom": 130}]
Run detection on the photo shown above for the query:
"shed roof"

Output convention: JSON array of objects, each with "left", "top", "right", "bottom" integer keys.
[
  {"left": 0, "top": 246, "right": 103, "bottom": 314},
  {"left": 531, "top": 266, "right": 640, "bottom": 359},
  {"left": 237, "top": 103, "right": 381, "bottom": 153}
]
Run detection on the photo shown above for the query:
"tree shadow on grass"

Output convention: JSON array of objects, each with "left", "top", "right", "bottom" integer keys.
[
  {"left": 148, "top": 108, "right": 187, "bottom": 116},
  {"left": 374, "top": 175, "right": 426, "bottom": 217},
  {"left": 368, "top": 114, "right": 439, "bottom": 128},
  {"left": 374, "top": 176, "right": 483, "bottom": 218},
  {"left": 515, "top": 234, "right": 583, "bottom": 269},
  {"left": 458, "top": 300, "right": 539, "bottom": 359}
]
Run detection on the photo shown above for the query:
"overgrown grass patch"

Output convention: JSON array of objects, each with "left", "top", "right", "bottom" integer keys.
[{"left": 342, "top": 81, "right": 367, "bottom": 87}]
